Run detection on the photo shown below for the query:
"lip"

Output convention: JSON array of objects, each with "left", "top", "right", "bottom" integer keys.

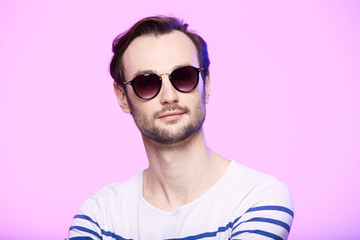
[{"left": 157, "top": 110, "right": 185, "bottom": 121}]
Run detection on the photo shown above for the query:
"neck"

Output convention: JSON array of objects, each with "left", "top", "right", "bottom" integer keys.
[{"left": 141, "top": 128, "right": 229, "bottom": 211}]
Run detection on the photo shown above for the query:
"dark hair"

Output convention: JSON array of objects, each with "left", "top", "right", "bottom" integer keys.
[{"left": 109, "top": 16, "right": 210, "bottom": 86}]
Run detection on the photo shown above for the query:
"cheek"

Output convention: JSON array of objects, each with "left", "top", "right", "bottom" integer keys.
[
  {"left": 187, "top": 90, "right": 206, "bottom": 114},
  {"left": 196, "top": 83, "right": 206, "bottom": 103},
  {"left": 131, "top": 101, "right": 155, "bottom": 119},
  {"left": 126, "top": 92, "right": 150, "bottom": 113}
]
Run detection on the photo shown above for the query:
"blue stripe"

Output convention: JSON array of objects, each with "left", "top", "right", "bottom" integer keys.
[
  {"left": 232, "top": 229, "right": 283, "bottom": 240},
  {"left": 232, "top": 205, "right": 293, "bottom": 233},
  {"left": 69, "top": 226, "right": 102, "bottom": 240},
  {"left": 250, "top": 217, "right": 290, "bottom": 232},
  {"left": 166, "top": 231, "right": 218, "bottom": 240},
  {"left": 165, "top": 228, "right": 223, "bottom": 239},
  {"left": 69, "top": 237, "right": 95, "bottom": 240},
  {"left": 234, "top": 217, "right": 290, "bottom": 232},
  {"left": 74, "top": 214, "right": 101, "bottom": 229},
  {"left": 246, "top": 205, "right": 294, "bottom": 217},
  {"left": 232, "top": 215, "right": 243, "bottom": 226},
  {"left": 101, "top": 229, "right": 133, "bottom": 240},
  {"left": 71, "top": 214, "right": 133, "bottom": 240},
  {"left": 165, "top": 221, "right": 234, "bottom": 240}
]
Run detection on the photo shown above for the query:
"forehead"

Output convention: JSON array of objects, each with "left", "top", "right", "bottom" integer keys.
[{"left": 122, "top": 31, "right": 199, "bottom": 77}]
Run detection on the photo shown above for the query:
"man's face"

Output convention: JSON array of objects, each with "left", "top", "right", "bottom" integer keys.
[{"left": 118, "top": 31, "right": 209, "bottom": 145}]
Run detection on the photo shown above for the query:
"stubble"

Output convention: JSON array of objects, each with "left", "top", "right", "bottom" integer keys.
[{"left": 128, "top": 96, "right": 206, "bottom": 145}]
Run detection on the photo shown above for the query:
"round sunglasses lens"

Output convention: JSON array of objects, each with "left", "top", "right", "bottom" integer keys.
[
  {"left": 171, "top": 67, "right": 198, "bottom": 92},
  {"left": 133, "top": 74, "right": 161, "bottom": 99}
]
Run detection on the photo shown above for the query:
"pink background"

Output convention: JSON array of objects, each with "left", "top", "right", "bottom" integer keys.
[{"left": 1, "top": 1, "right": 359, "bottom": 239}]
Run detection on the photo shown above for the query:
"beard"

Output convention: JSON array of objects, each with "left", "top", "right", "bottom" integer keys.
[{"left": 128, "top": 95, "right": 206, "bottom": 145}]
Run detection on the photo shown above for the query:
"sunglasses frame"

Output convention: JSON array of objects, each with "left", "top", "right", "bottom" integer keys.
[{"left": 123, "top": 66, "right": 204, "bottom": 100}]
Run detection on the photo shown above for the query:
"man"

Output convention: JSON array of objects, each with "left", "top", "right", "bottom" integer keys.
[{"left": 68, "top": 16, "right": 294, "bottom": 240}]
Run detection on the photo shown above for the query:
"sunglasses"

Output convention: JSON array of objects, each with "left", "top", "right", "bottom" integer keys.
[{"left": 123, "top": 66, "right": 204, "bottom": 100}]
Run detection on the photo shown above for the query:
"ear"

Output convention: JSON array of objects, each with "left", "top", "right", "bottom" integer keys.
[
  {"left": 113, "top": 82, "right": 131, "bottom": 113},
  {"left": 204, "top": 72, "right": 211, "bottom": 104}
]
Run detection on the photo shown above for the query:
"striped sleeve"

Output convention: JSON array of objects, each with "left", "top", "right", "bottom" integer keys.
[
  {"left": 66, "top": 185, "right": 135, "bottom": 240},
  {"left": 67, "top": 195, "right": 103, "bottom": 240},
  {"left": 230, "top": 181, "right": 294, "bottom": 240},
  {"left": 68, "top": 214, "right": 103, "bottom": 240}
]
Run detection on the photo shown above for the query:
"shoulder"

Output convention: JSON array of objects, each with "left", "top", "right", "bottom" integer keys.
[
  {"left": 229, "top": 160, "right": 291, "bottom": 189},
  {"left": 226, "top": 160, "right": 293, "bottom": 212},
  {"left": 68, "top": 172, "right": 142, "bottom": 239},
  {"left": 77, "top": 172, "right": 142, "bottom": 215},
  {"left": 96, "top": 172, "right": 141, "bottom": 198}
]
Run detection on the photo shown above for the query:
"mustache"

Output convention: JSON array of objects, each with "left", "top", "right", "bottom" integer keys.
[{"left": 153, "top": 105, "right": 190, "bottom": 119}]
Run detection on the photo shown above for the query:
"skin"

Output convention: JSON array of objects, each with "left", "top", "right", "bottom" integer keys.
[{"left": 113, "top": 30, "right": 230, "bottom": 212}]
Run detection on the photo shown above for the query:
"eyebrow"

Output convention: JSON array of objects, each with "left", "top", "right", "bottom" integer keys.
[{"left": 131, "top": 63, "right": 194, "bottom": 79}]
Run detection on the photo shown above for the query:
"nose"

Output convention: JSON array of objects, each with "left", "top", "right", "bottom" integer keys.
[{"left": 159, "top": 74, "right": 179, "bottom": 105}]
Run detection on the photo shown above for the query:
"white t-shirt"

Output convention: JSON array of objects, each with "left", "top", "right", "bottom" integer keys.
[{"left": 68, "top": 160, "right": 294, "bottom": 240}]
